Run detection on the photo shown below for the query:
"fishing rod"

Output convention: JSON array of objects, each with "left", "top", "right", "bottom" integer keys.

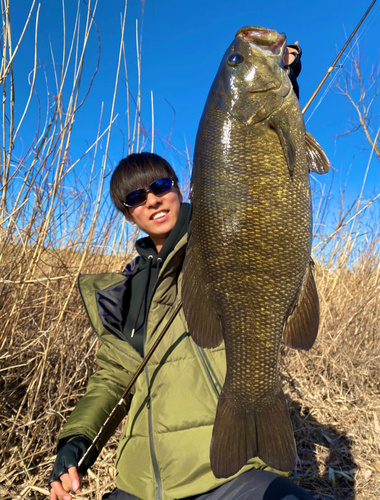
[
  {"left": 77, "top": 300, "right": 183, "bottom": 471},
  {"left": 302, "top": 0, "right": 378, "bottom": 115}
]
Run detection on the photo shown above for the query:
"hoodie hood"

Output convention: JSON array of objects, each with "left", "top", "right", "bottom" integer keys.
[{"left": 135, "top": 201, "right": 191, "bottom": 267}]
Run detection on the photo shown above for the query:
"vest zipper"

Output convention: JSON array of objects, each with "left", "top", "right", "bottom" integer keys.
[
  {"left": 193, "top": 343, "right": 222, "bottom": 399},
  {"left": 142, "top": 248, "right": 185, "bottom": 500},
  {"left": 200, "top": 347, "right": 223, "bottom": 394},
  {"left": 144, "top": 366, "right": 162, "bottom": 500},
  {"left": 143, "top": 260, "right": 163, "bottom": 500}
]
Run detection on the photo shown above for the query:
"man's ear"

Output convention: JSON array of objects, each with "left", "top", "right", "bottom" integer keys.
[
  {"left": 175, "top": 185, "right": 183, "bottom": 203},
  {"left": 123, "top": 209, "right": 135, "bottom": 225}
]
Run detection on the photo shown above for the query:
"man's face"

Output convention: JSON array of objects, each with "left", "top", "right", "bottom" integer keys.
[{"left": 126, "top": 185, "right": 182, "bottom": 251}]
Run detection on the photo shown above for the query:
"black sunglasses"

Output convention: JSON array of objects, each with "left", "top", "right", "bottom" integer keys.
[{"left": 123, "top": 177, "right": 175, "bottom": 208}]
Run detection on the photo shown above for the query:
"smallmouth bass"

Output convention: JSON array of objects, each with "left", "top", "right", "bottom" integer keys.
[{"left": 182, "top": 26, "right": 330, "bottom": 478}]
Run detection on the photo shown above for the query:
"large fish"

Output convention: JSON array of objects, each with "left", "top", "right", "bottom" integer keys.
[{"left": 182, "top": 27, "right": 330, "bottom": 479}]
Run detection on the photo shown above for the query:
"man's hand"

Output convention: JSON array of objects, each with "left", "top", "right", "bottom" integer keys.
[
  {"left": 283, "top": 41, "right": 302, "bottom": 98},
  {"left": 50, "top": 467, "right": 82, "bottom": 500},
  {"left": 48, "top": 436, "right": 98, "bottom": 500},
  {"left": 284, "top": 41, "right": 300, "bottom": 67}
]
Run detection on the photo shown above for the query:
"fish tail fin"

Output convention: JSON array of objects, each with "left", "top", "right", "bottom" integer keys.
[{"left": 210, "top": 388, "right": 296, "bottom": 478}]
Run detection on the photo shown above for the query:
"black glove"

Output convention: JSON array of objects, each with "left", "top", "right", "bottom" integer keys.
[
  {"left": 48, "top": 435, "right": 99, "bottom": 485},
  {"left": 285, "top": 44, "right": 302, "bottom": 99}
]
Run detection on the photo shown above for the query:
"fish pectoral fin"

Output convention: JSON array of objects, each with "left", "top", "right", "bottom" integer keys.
[
  {"left": 268, "top": 115, "right": 297, "bottom": 176},
  {"left": 210, "top": 388, "right": 296, "bottom": 478},
  {"left": 305, "top": 131, "right": 330, "bottom": 174},
  {"left": 182, "top": 247, "right": 223, "bottom": 349},
  {"left": 283, "top": 261, "right": 320, "bottom": 350}
]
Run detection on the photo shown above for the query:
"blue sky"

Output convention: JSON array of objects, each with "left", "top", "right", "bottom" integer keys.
[{"left": 8, "top": 0, "right": 380, "bottom": 237}]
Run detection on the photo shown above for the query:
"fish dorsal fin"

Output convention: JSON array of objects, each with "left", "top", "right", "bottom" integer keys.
[
  {"left": 305, "top": 131, "right": 330, "bottom": 174},
  {"left": 268, "top": 115, "right": 297, "bottom": 176},
  {"left": 283, "top": 261, "right": 320, "bottom": 350},
  {"left": 182, "top": 244, "right": 224, "bottom": 348}
]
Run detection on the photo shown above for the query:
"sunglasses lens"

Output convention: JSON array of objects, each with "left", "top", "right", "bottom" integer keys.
[
  {"left": 124, "top": 178, "right": 174, "bottom": 208},
  {"left": 125, "top": 189, "right": 146, "bottom": 208},
  {"left": 150, "top": 177, "right": 173, "bottom": 196}
]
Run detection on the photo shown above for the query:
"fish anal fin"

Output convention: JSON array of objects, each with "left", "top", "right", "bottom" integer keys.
[
  {"left": 305, "top": 131, "right": 330, "bottom": 174},
  {"left": 210, "top": 389, "right": 296, "bottom": 478},
  {"left": 268, "top": 115, "right": 297, "bottom": 176},
  {"left": 182, "top": 246, "right": 223, "bottom": 348},
  {"left": 283, "top": 262, "right": 320, "bottom": 350}
]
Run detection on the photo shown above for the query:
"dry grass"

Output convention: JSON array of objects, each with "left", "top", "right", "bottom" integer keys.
[
  {"left": 0, "top": 1, "right": 379, "bottom": 499},
  {"left": 1, "top": 232, "right": 379, "bottom": 500},
  {"left": 282, "top": 245, "right": 380, "bottom": 499},
  {"left": 1, "top": 198, "right": 378, "bottom": 500}
]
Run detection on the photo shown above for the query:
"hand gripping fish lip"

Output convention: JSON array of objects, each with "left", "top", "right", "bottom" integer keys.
[{"left": 236, "top": 26, "right": 286, "bottom": 55}]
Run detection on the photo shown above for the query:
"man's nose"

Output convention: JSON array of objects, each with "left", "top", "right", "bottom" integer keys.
[{"left": 145, "top": 190, "right": 162, "bottom": 207}]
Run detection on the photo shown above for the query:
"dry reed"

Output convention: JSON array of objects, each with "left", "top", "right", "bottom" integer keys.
[{"left": 0, "top": 1, "right": 379, "bottom": 499}]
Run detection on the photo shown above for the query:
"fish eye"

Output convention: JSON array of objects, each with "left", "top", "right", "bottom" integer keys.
[{"left": 227, "top": 53, "right": 244, "bottom": 66}]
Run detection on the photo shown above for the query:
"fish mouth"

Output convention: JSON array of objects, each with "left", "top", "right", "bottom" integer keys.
[{"left": 236, "top": 26, "right": 286, "bottom": 55}]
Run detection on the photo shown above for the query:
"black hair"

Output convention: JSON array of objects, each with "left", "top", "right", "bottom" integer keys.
[{"left": 110, "top": 152, "right": 180, "bottom": 213}]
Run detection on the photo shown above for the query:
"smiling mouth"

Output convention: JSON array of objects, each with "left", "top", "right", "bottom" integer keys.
[{"left": 152, "top": 211, "right": 168, "bottom": 220}]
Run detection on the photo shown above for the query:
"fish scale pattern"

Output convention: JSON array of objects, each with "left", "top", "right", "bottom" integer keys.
[
  {"left": 190, "top": 103, "right": 311, "bottom": 408},
  {"left": 181, "top": 27, "right": 317, "bottom": 476},
  {"left": 183, "top": 83, "right": 311, "bottom": 475}
]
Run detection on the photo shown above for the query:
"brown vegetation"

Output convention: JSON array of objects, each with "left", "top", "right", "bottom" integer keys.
[
  {"left": 0, "top": 1, "right": 379, "bottom": 499},
  {"left": 1, "top": 206, "right": 379, "bottom": 500}
]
